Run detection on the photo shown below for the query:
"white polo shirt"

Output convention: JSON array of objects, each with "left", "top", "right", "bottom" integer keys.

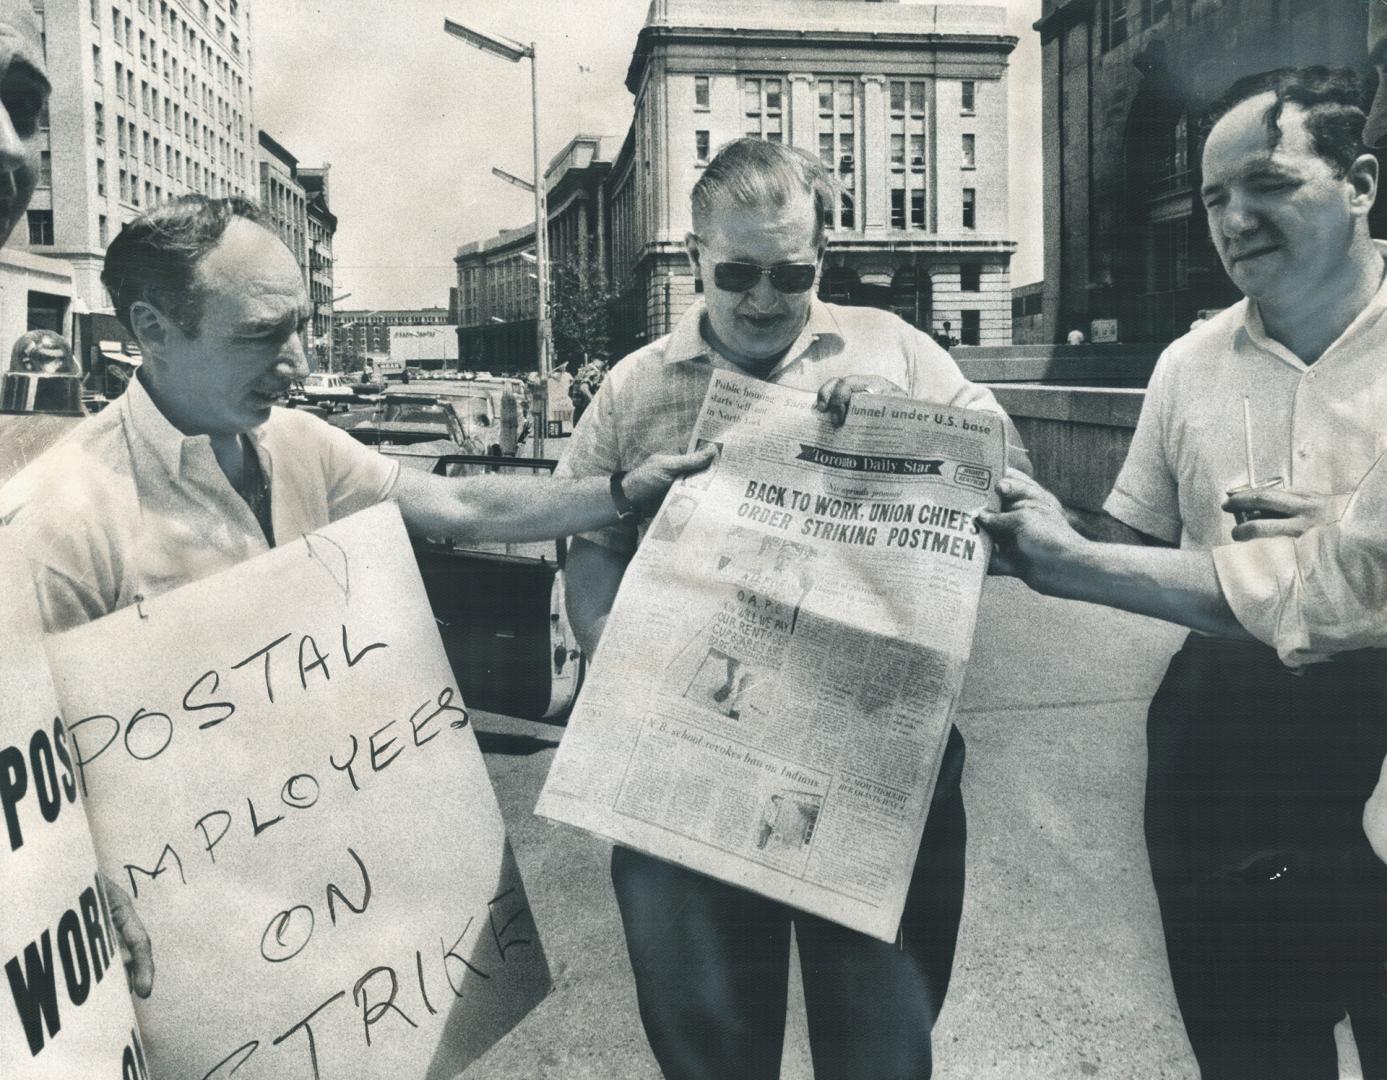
[
  {"left": 1105, "top": 244, "right": 1387, "bottom": 663},
  {"left": 1212, "top": 453, "right": 1387, "bottom": 666},
  {"left": 0, "top": 374, "right": 400, "bottom": 634}
]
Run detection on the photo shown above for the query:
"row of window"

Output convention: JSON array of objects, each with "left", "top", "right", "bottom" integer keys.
[
  {"left": 693, "top": 129, "right": 974, "bottom": 169},
  {"left": 99, "top": 0, "right": 246, "bottom": 100},
  {"left": 100, "top": 106, "right": 244, "bottom": 195},
  {"left": 692, "top": 75, "right": 977, "bottom": 117},
  {"left": 103, "top": 47, "right": 246, "bottom": 139}
]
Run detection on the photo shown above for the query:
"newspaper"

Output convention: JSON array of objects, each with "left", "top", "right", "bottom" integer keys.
[{"left": 536, "top": 369, "right": 1005, "bottom": 942}]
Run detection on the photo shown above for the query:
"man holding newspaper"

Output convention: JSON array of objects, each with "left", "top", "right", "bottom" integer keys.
[{"left": 557, "top": 137, "right": 1029, "bottom": 1080}]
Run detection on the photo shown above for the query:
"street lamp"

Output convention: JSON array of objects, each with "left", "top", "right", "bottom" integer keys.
[{"left": 444, "top": 18, "right": 551, "bottom": 395}]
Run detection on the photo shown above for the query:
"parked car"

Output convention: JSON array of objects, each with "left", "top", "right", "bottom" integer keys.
[
  {"left": 407, "top": 452, "right": 585, "bottom": 722},
  {"left": 428, "top": 379, "right": 528, "bottom": 455},
  {"left": 298, "top": 371, "right": 358, "bottom": 406},
  {"left": 326, "top": 392, "right": 487, "bottom": 473},
  {"left": 315, "top": 401, "right": 585, "bottom": 719}
]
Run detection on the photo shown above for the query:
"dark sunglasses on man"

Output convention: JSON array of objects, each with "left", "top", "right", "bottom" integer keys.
[{"left": 712, "top": 260, "right": 818, "bottom": 294}]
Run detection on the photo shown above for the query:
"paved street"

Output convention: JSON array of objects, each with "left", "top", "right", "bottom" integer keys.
[{"left": 465, "top": 579, "right": 1363, "bottom": 1079}]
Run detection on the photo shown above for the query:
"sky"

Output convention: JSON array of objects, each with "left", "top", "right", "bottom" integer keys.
[{"left": 255, "top": 0, "right": 1043, "bottom": 311}]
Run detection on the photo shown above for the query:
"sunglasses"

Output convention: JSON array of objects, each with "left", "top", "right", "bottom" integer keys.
[{"left": 712, "top": 261, "right": 818, "bottom": 294}]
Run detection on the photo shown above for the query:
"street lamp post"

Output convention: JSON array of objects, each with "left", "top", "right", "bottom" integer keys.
[{"left": 443, "top": 19, "right": 551, "bottom": 400}]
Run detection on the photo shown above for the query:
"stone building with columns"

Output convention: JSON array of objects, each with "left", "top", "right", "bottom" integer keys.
[
  {"left": 455, "top": 0, "right": 1020, "bottom": 373},
  {"left": 615, "top": 0, "right": 1018, "bottom": 351}
]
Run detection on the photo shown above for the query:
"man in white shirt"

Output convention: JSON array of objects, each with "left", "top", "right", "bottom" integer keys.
[
  {"left": 0, "top": 197, "right": 711, "bottom": 635},
  {"left": 980, "top": 67, "right": 1387, "bottom": 1078}
]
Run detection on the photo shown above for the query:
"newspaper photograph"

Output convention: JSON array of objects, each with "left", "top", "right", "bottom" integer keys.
[{"left": 537, "top": 369, "right": 1006, "bottom": 942}]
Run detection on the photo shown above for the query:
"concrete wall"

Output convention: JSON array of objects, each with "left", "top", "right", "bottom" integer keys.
[
  {"left": 957, "top": 343, "right": 1158, "bottom": 386},
  {"left": 989, "top": 384, "right": 1144, "bottom": 513}
]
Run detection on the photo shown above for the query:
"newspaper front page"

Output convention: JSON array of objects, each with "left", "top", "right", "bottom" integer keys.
[{"left": 536, "top": 370, "right": 1005, "bottom": 942}]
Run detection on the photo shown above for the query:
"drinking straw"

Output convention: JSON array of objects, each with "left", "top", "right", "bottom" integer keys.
[{"left": 1242, "top": 396, "right": 1256, "bottom": 486}]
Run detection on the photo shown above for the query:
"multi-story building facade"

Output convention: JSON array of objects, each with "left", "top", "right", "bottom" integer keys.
[
  {"left": 455, "top": 136, "right": 619, "bottom": 375},
  {"left": 26, "top": 0, "right": 257, "bottom": 310},
  {"left": 1037, "top": 0, "right": 1370, "bottom": 344},
  {"left": 257, "top": 130, "right": 305, "bottom": 269},
  {"left": 333, "top": 306, "right": 451, "bottom": 369},
  {"left": 618, "top": 0, "right": 1017, "bottom": 350},
  {"left": 299, "top": 165, "right": 335, "bottom": 369},
  {"left": 454, "top": 0, "right": 1020, "bottom": 371},
  {"left": 454, "top": 226, "right": 540, "bottom": 375}
]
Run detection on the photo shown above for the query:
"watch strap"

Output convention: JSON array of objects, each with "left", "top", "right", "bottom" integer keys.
[{"left": 610, "top": 470, "right": 638, "bottom": 522}]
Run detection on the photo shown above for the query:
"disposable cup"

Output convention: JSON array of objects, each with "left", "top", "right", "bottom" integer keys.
[{"left": 1225, "top": 476, "right": 1285, "bottom": 525}]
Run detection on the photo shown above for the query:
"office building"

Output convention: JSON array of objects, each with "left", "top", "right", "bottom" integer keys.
[
  {"left": 455, "top": 0, "right": 1021, "bottom": 374},
  {"left": 333, "top": 306, "right": 451, "bottom": 369},
  {"left": 25, "top": 0, "right": 257, "bottom": 310}
]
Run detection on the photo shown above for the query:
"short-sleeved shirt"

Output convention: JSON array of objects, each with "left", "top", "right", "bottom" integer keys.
[
  {"left": 1104, "top": 245, "right": 1387, "bottom": 660},
  {"left": 556, "top": 297, "right": 1030, "bottom": 554},
  {"left": 1213, "top": 452, "right": 1387, "bottom": 666},
  {"left": 0, "top": 373, "right": 400, "bottom": 634}
]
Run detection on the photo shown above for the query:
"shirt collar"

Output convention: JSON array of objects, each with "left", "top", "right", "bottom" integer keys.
[
  {"left": 1240, "top": 238, "right": 1387, "bottom": 366},
  {"left": 661, "top": 297, "right": 845, "bottom": 372},
  {"left": 123, "top": 371, "right": 266, "bottom": 476}
]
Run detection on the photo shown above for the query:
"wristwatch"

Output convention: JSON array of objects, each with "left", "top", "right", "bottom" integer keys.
[{"left": 610, "top": 471, "right": 638, "bottom": 523}]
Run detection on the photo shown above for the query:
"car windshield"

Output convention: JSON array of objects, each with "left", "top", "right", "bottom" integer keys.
[{"left": 381, "top": 402, "right": 443, "bottom": 423}]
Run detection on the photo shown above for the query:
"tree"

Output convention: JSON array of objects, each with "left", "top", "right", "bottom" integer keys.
[{"left": 547, "top": 250, "right": 620, "bottom": 370}]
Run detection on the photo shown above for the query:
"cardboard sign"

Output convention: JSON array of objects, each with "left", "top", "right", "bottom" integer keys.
[
  {"left": 0, "top": 535, "right": 145, "bottom": 1078},
  {"left": 43, "top": 503, "right": 550, "bottom": 1079}
]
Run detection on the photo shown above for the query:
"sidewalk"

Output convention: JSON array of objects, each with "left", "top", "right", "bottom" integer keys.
[{"left": 467, "top": 579, "right": 1362, "bottom": 1078}]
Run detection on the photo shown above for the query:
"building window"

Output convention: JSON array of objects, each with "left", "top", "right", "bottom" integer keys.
[
  {"left": 910, "top": 190, "right": 925, "bottom": 229},
  {"left": 910, "top": 82, "right": 925, "bottom": 116},
  {"left": 99, "top": 214, "right": 108, "bottom": 245},
  {"left": 694, "top": 74, "right": 710, "bottom": 110},
  {"left": 891, "top": 133, "right": 905, "bottom": 169},
  {"left": 818, "top": 132, "right": 834, "bottom": 166},
  {"left": 960, "top": 310, "right": 980, "bottom": 345},
  {"left": 38, "top": 151, "right": 50, "bottom": 187},
  {"left": 890, "top": 189, "right": 906, "bottom": 229},
  {"left": 94, "top": 102, "right": 104, "bottom": 143},
  {"left": 742, "top": 77, "right": 783, "bottom": 142},
  {"left": 26, "top": 209, "right": 53, "bottom": 245},
  {"left": 962, "top": 188, "right": 976, "bottom": 229},
  {"left": 1106, "top": 0, "right": 1129, "bottom": 49},
  {"left": 889, "top": 81, "right": 905, "bottom": 114},
  {"left": 910, "top": 133, "right": 925, "bottom": 171},
  {"left": 839, "top": 191, "right": 854, "bottom": 230},
  {"left": 695, "top": 129, "right": 710, "bottom": 165},
  {"left": 961, "top": 81, "right": 975, "bottom": 114},
  {"left": 91, "top": 0, "right": 100, "bottom": 23},
  {"left": 961, "top": 264, "right": 981, "bottom": 291},
  {"left": 93, "top": 44, "right": 103, "bottom": 82},
  {"left": 961, "top": 134, "right": 975, "bottom": 169},
  {"left": 97, "top": 157, "right": 106, "bottom": 195}
]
